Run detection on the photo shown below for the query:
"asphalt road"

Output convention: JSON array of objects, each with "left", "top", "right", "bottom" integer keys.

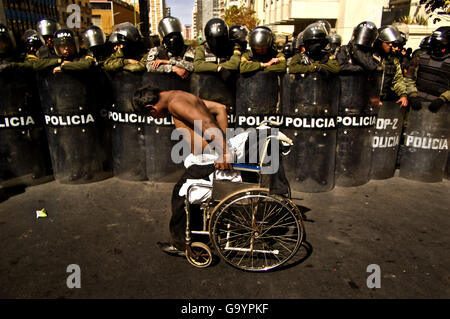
[{"left": 0, "top": 172, "right": 449, "bottom": 300}]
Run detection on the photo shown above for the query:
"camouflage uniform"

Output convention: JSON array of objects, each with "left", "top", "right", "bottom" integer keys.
[
  {"left": 143, "top": 44, "right": 195, "bottom": 73},
  {"left": 374, "top": 53, "right": 407, "bottom": 101}
]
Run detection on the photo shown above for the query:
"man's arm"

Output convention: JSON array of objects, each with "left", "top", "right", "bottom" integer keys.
[
  {"left": 168, "top": 93, "right": 232, "bottom": 169},
  {"left": 201, "top": 99, "right": 228, "bottom": 134}
]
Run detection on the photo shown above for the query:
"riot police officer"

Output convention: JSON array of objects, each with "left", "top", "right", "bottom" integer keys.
[
  {"left": 144, "top": 16, "right": 195, "bottom": 79},
  {"left": 240, "top": 26, "right": 286, "bottom": 73},
  {"left": 289, "top": 22, "right": 339, "bottom": 75},
  {"left": 406, "top": 26, "right": 450, "bottom": 112},
  {"left": 400, "top": 26, "right": 450, "bottom": 182},
  {"left": 373, "top": 25, "right": 408, "bottom": 108},
  {"left": 103, "top": 22, "right": 145, "bottom": 73},
  {"left": 194, "top": 18, "right": 241, "bottom": 81},
  {"left": 21, "top": 30, "right": 44, "bottom": 60},
  {"left": 7, "top": 29, "right": 60, "bottom": 72},
  {"left": 282, "top": 41, "right": 295, "bottom": 62},
  {"left": 0, "top": 24, "right": 17, "bottom": 64},
  {"left": 82, "top": 25, "right": 109, "bottom": 66},
  {"left": 229, "top": 25, "right": 248, "bottom": 53},
  {"left": 412, "top": 36, "right": 431, "bottom": 59},
  {"left": 337, "top": 21, "right": 380, "bottom": 74},
  {"left": 36, "top": 18, "right": 60, "bottom": 59},
  {"left": 52, "top": 29, "right": 95, "bottom": 74},
  {"left": 329, "top": 33, "right": 342, "bottom": 55}
]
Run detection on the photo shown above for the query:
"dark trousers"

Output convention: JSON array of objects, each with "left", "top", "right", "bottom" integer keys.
[{"left": 170, "top": 164, "right": 215, "bottom": 250}]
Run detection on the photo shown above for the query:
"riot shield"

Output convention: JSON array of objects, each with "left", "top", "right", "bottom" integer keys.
[
  {"left": 37, "top": 70, "right": 108, "bottom": 184},
  {"left": 335, "top": 74, "right": 378, "bottom": 187},
  {"left": 281, "top": 73, "right": 339, "bottom": 193},
  {"left": 190, "top": 72, "right": 236, "bottom": 113},
  {"left": 236, "top": 71, "right": 280, "bottom": 116},
  {"left": 108, "top": 71, "right": 147, "bottom": 181},
  {"left": 88, "top": 67, "right": 113, "bottom": 175},
  {"left": 140, "top": 71, "right": 190, "bottom": 92},
  {"left": 370, "top": 101, "right": 405, "bottom": 180},
  {"left": 141, "top": 72, "right": 187, "bottom": 182},
  {"left": 399, "top": 101, "right": 449, "bottom": 182},
  {"left": 0, "top": 68, "right": 52, "bottom": 186}
]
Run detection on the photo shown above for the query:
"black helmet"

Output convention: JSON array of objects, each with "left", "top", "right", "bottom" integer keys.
[
  {"left": 53, "top": 29, "right": 78, "bottom": 58},
  {"left": 204, "top": 18, "right": 229, "bottom": 56},
  {"left": 316, "top": 20, "right": 332, "bottom": 35},
  {"left": 419, "top": 35, "right": 431, "bottom": 50},
  {"left": 158, "top": 16, "right": 182, "bottom": 38},
  {"left": 37, "top": 18, "right": 61, "bottom": 37},
  {"left": 352, "top": 21, "right": 378, "bottom": 47},
  {"left": 303, "top": 22, "right": 328, "bottom": 42},
  {"left": 249, "top": 26, "right": 274, "bottom": 50},
  {"left": 429, "top": 26, "right": 450, "bottom": 57},
  {"left": 114, "top": 22, "right": 141, "bottom": 43},
  {"left": 229, "top": 25, "right": 248, "bottom": 43},
  {"left": 108, "top": 31, "right": 120, "bottom": 45},
  {"left": 0, "top": 24, "right": 15, "bottom": 55},
  {"left": 282, "top": 41, "right": 295, "bottom": 58},
  {"left": 329, "top": 33, "right": 342, "bottom": 46},
  {"left": 82, "top": 25, "right": 106, "bottom": 49},
  {"left": 294, "top": 32, "right": 304, "bottom": 50},
  {"left": 377, "top": 25, "right": 402, "bottom": 43},
  {"left": 22, "top": 29, "right": 44, "bottom": 52}
]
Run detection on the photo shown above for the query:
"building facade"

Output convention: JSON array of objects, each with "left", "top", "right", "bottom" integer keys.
[
  {"left": 0, "top": 0, "right": 59, "bottom": 41},
  {"left": 148, "top": 0, "right": 165, "bottom": 36},
  {"left": 253, "top": 0, "right": 448, "bottom": 48},
  {"left": 57, "top": 0, "right": 92, "bottom": 33},
  {"left": 90, "top": 0, "right": 139, "bottom": 35},
  {"left": 193, "top": 0, "right": 222, "bottom": 39}
]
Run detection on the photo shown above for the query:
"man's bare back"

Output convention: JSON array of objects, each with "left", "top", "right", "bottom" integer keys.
[{"left": 134, "top": 87, "right": 231, "bottom": 170}]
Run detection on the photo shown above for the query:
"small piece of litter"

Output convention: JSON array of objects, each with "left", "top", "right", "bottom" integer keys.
[{"left": 36, "top": 208, "right": 47, "bottom": 218}]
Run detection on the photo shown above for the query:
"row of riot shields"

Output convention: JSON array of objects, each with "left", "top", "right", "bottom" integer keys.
[
  {"left": 1, "top": 68, "right": 448, "bottom": 191},
  {"left": 233, "top": 71, "right": 448, "bottom": 193}
]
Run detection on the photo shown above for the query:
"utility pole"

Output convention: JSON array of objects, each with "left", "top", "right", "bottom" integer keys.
[{"left": 139, "top": 0, "right": 151, "bottom": 49}]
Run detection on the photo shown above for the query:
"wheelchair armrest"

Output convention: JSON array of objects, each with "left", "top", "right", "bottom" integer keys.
[{"left": 212, "top": 179, "right": 259, "bottom": 201}]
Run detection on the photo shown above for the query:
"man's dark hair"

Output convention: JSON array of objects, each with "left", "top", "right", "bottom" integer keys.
[{"left": 132, "top": 85, "right": 162, "bottom": 113}]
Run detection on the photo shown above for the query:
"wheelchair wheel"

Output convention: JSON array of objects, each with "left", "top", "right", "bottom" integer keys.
[
  {"left": 186, "top": 242, "right": 213, "bottom": 268},
  {"left": 210, "top": 188, "right": 304, "bottom": 271}
]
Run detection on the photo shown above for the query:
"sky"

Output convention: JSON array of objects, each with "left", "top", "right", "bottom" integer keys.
[{"left": 165, "top": 0, "right": 195, "bottom": 26}]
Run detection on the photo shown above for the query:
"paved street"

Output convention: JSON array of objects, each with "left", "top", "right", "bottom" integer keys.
[{"left": 0, "top": 172, "right": 449, "bottom": 299}]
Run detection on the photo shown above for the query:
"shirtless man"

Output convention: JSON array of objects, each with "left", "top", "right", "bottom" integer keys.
[
  {"left": 133, "top": 85, "right": 232, "bottom": 255},
  {"left": 133, "top": 85, "right": 232, "bottom": 170}
]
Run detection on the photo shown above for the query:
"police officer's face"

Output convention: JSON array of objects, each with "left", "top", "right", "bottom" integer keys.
[
  {"left": 44, "top": 36, "right": 53, "bottom": 48},
  {"left": 60, "top": 44, "right": 75, "bottom": 58},
  {"left": 382, "top": 42, "right": 392, "bottom": 54},
  {"left": 254, "top": 46, "right": 267, "bottom": 55}
]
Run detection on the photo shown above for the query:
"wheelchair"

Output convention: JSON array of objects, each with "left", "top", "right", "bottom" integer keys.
[{"left": 183, "top": 121, "right": 306, "bottom": 271}]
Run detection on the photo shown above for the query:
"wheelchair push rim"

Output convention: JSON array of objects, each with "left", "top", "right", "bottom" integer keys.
[{"left": 209, "top": 188, "right": 305, "bottom": 271}]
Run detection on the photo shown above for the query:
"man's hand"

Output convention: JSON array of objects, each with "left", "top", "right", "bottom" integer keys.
[
  {"left": 370, "top": 96, "right": 382, "bottom": 108},
  {"left": 214, "top": 152, "right": 233, "bottom": 171},
  {"left": 151, "top": 59, "right": 169, "bottom": 68},
  {"left": 172, "top": 65, "right": 189, "bottom": 79},
  {"left": 396, "top": 96, "right": 408, "bottom": 108},
  {"left": 53, "top": 66, "right": 62, "bottom": 74}
]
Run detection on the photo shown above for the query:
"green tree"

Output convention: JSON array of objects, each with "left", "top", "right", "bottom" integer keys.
[{"left": 223, "top": 5, "right": 260, "bottom": 31}]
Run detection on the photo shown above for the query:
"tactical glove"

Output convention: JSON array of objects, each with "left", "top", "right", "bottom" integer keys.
[{"left": 428, "top": 98, "right": 445, "bottom": 113}]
